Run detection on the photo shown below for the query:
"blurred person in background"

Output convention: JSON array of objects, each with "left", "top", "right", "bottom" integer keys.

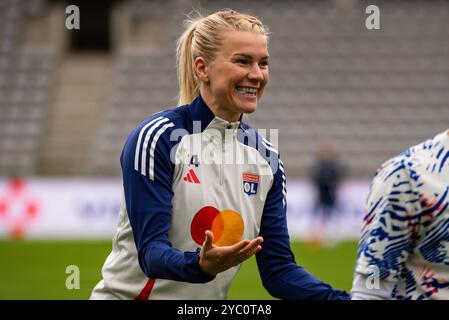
[
  {"left": 309, "top": 139, "right": 344, "bottom": 247},
  {"left": 352, "top": 129, "right": 449, "bottom": 299},
  {"left": 90, "top": 9, "right": 349, "bottom": 300}
]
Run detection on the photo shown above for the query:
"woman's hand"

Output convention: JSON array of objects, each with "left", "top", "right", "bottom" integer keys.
[{"left": 199, "top": 230, "right": 263, "bottom": 276}]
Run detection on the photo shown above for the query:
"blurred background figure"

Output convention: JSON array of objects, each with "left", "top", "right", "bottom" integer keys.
[{"left": 309, "top": 139, "right": 344, "bottom": 248}]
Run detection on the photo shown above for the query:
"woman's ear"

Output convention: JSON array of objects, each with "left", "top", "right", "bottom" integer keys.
[{"left": 194, "top": 57, "right": 210, "bottom": 83}]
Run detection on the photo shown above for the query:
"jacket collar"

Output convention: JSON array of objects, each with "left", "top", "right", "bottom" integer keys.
[{"left": 189, "top": 95, "right": 242, "bottom": 132}]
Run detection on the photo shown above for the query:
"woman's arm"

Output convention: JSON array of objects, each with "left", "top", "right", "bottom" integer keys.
[
  {"left": 121, "top": 118, "right": 214, "bottom": 283},
  {"left": 256, "top": 156, "right": 350, "bottom": 300}
]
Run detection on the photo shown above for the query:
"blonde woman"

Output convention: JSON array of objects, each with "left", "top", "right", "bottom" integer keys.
[{"left": 91, "top": 9, "right": 349, "bottom": 300}]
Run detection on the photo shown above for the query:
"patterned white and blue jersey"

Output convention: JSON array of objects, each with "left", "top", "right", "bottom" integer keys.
[{"left": 355, "top": 130, "right": 449, "bottom": 300}]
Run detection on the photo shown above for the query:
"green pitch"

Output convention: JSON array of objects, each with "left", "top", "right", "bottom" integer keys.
[{"left": 0, "top": 240, "right": 357, "bottom": 299}]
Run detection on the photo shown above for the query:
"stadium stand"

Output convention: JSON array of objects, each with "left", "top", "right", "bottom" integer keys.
[
  {"left": 1, "top": 0, "right": 449, "bottom": 178},
  {"left": 0, "top": 0, "right": 57, "bottom": 175}
]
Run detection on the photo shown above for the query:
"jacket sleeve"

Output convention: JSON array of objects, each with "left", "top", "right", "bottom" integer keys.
[
  {"left": 255, "top": 156, "right": 350, "bottom": 300},
  {"left": 354, "top": 158, "right": 419, "bottom": 285},
  {"left": 121, "top": 118, "right": 215, "bottom": 283},
  {"left": 351, "top": 272, "right": 395, "bottom": 300}
]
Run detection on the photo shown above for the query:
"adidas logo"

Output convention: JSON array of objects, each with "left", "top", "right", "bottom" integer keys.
[{"left": 183, "top": 169, "right": 200, "bottom": 184}]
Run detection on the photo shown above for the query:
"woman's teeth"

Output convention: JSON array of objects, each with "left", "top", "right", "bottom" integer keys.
[{"left": 236, "top": 87, "right": 257, "bottom": 95}]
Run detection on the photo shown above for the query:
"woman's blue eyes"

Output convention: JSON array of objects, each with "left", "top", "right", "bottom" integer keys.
[{"left": 235, "top": 59, "right": 269, "bottom": 67}]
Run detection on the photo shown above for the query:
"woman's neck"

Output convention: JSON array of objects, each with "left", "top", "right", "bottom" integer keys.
[{"left": 200, "top": 89, "right": 241, "bottom": 123}]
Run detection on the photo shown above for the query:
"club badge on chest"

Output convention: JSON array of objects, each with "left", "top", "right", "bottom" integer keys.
[{"left": 242, "top": 173, "right": 259, "bottom": 196}]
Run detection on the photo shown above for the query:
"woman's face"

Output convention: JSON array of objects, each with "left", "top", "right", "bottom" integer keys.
[{"left": 197, "top": 31, "right": 269, "bottom": 122}]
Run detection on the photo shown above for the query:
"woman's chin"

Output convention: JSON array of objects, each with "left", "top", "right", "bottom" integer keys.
[
  {"left": 243, "top": 106, "right": 257, "bottom": 114},
  {"left": 236, "top": 102, "right": 258, "bottom": 115}
]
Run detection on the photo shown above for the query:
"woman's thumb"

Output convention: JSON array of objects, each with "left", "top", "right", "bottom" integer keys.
[{"left": 202, "top": 230, "right": 214, "bottom": 250}]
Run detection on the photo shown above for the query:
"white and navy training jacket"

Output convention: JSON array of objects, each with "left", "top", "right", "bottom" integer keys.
[{"left": 90, "top": 95, "right": 349, "bottom": 300}]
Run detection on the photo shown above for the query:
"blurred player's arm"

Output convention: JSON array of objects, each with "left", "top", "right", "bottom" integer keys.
[
  {"left": 351, "top": 273, "right": 395, "bottom": 300},
  {"left": 351, "top": 158, "right": 419, "bottom": 299}
]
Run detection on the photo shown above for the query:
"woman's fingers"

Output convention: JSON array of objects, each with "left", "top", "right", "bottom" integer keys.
[
  {"left": 237, "top": 236, "right": 263, "bottom": 256},
  {"left": 225, "top": 237, "right": 264, "bottom": 266},
  {"left": 246, "top": 245, "right": 262, "bottom": 257},
  {"left": 200, "top": 236, "right": 265, "bottom": 275},
  {"left": 202, "top": 230, "right": 214, "bottom": 251},
  {"left": 227, "top": 239, "right": 251, "bottom": 253}
]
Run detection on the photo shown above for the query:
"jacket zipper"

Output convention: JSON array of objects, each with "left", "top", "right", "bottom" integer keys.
[
  {"left": 220, "top": 132, "right": 225, "bottom": 186},
  {"left": 220, "top": 124, "right": 233, "bottom": 185}
]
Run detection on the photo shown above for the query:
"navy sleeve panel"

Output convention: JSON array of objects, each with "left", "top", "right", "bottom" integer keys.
[
  {"left": 256, "top": 157, "right": 350, "bottom": 300},
  {"left": 121, "top": 117, "right": 215, "bottom": 283}
]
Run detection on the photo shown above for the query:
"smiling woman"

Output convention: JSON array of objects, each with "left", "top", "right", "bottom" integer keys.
[
  {"left": 194, "top": 30, "right": 269, "bottom": 121},
  {"left": 90, "top": 8, "right": 349, "bottom": 300},
  {"left": 176, "top": 11, "right": 270, "bottom": 123}
]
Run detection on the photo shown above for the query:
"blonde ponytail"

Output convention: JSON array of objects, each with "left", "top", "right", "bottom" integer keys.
[{"left": 176, "top": 19, "right": 200, "bottom": 106}]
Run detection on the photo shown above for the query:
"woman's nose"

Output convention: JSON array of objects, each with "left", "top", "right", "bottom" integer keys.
[{"left": 248, "top": 64, "right": 264, "bottom": 81}]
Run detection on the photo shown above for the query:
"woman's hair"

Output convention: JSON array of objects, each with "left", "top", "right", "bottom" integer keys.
[{"left": 176, "top": 9, "right": 269, "bottom": 106}]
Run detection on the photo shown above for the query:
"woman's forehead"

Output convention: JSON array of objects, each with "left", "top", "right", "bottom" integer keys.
[{"left": 219, "top": 30, "right": 269, "bottom": 57}]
